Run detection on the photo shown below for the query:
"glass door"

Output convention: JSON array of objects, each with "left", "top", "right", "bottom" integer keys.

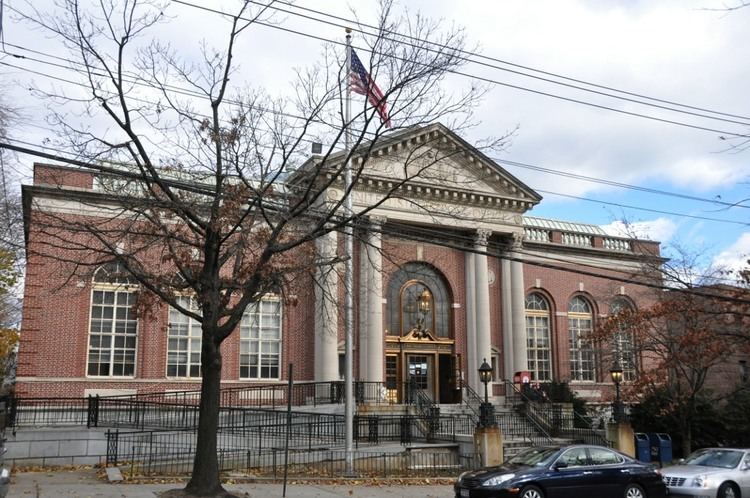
[{"left": 407, "top": 354, "right": 434, "bottom": 400}]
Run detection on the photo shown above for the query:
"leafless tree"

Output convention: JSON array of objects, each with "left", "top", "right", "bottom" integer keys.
[{"left": 9, "top": 0, "right": 508, "bottom": 495}]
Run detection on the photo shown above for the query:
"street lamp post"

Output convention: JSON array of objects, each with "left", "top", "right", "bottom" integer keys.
[
  {"left": 610, "top": 360, "right": 624, "bottom": 423},
  {"left": 478, "top": 359, "right": 495, "bottom": 427}
]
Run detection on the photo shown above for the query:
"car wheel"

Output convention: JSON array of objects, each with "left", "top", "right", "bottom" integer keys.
[
  {"left": 520, "top": 485, "right": 544, "bottom": 498},
  {"left": 718, "top": 482, "right": 739, "bottom": 498},
  {"left": 624, "top": 483, "right": 646, "bottom": 498}
]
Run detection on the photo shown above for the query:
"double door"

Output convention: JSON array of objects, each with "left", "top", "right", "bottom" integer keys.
[{"left": 386, "top": 352, "right": 460, "bottom": 403}]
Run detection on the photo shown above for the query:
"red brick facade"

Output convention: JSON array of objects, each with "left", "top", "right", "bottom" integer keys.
[{"left": 18, "top": 162, "right": 661, "bottom": 403}]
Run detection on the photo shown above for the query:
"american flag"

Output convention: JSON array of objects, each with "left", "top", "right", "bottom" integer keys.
[{"left": 349, "top": 49, "right": 391, "bottom": 128}]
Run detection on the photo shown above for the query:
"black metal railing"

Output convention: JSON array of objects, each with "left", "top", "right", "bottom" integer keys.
[
  {"left": 461, "top": 384, "right": 482, "bottom": 420},
  {"left": 502, "top": 381, "right": 608, "bottom": 446},
  {"left": 107, "top": 426, "right": 478, "bottom": 477}
]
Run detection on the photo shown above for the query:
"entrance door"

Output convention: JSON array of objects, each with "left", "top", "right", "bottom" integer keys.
[{"left": 407, "top": 354, "right": 434, "bottom": 400}]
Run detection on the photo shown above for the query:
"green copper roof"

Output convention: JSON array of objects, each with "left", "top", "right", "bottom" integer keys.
[{"left": 523, "top": 216, "right": 606, "bottom": 235}]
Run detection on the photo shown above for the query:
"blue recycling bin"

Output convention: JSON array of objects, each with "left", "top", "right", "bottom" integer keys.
[
  {"left": 634, "top": 433, "right": 650, "bottom": 462},
  {"left": 648, "top": 433, "right": 672, "bottom": 464}
]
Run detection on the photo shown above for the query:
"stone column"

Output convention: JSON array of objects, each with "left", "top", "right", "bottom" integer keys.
[
  {"left": 365, "top": 216, "right": 385, "bottom": 382},
  {"left": 314, "top": 229, "right": 340, "bottom": 381},
  {"left": 510, "top": 233, "right": 528, "bottom": 372},
  {"left": 474, "top": 229, "right": 493, "bottom": 394},
  {"left": 501, "top": 258, "right": 514, "bottom": 380},
  {"left": 465, "top": 252, "right": 477, "bottom": 390}
]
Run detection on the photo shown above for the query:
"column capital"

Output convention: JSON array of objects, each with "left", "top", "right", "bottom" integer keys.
[
  {"left": 510, "top": 232, "right": 524, "bottom": 251},
  {"left": 475, "top": 228, "right": 492, "bottom": 247},
  {"left": 369, "top": 215, "right": 387, "bottom": 227}
]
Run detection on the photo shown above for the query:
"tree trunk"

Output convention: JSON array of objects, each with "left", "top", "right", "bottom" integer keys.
[{"left": 184, "top": 333, "right": 226, "bottom": 496}]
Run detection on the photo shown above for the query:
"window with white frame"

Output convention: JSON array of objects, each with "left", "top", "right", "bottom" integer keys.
[
  {"left": 87, "top": 263, "right": 138, "bottom": 377},
  {"left": 526, "top": 293, "right": 552, "bottom": 381},
  {"left": 167, "top": 296, "right": 202, "bottom": 378},
  {"left": 611, "top": 300, "right": 637, "bottom": 381},
  {"left": 240, "top": 296, "right": 282, "bottom": 380},
  {"left": 568, "top": 296, "right": 595, "bottom": 381}
]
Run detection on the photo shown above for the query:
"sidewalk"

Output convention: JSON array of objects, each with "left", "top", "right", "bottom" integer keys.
[{"left": 7, "top": 469, "right": 455, "bottom": 498}]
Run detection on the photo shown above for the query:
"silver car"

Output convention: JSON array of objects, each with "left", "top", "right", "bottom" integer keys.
[{"left": 661, "top": 448, "right": 750, "bottom": 498}]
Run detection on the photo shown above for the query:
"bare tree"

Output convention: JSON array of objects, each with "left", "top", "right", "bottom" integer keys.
[{"left": 10, "top": 0, "right": 506, "bottom": 495}]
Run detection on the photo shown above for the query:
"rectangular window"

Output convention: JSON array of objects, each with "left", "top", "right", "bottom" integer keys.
[
  {"left": 239, "top": 297, "right": 282, "bottom": 380},
  {"left": 167, "top": 296, "right": 202, "bottom": 378},
  {"left": 569, "top": 316, "right": 595, "bottom": 381},
  {"left": 88, "top": 289, "right": 138, "bottom": 377}
]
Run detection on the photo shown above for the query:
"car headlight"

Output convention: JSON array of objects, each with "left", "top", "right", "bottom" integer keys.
[
  {"left": 482, "top": 473, "right": 516, "bottom": 487},
  {"left": 457, "top": 471, "right": 472, "bottom": 483},
  {"left": 692, "top": 475, "right": 708, "bottom": 488}
]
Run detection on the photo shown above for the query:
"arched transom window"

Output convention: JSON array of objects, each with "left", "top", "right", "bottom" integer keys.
[
  {"left": 611, "top": 299, "right": 636, "bottom": 382},
  {"left": 568, "top": 296, "right": 595, "bottom": 382},
  {"left": 387, "top": 262, "right": 452, "bottom": 339},
  {"left": 525, "top": 293, "right": 552, "bottom": 381},
  {"left": 87, "top": 262, "right": 138, "bottom": 377}
]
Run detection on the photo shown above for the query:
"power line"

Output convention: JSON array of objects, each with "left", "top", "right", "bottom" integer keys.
[
  {"left": 235, "top": 0, "right": 750, "bottom": 123},
  {"left": 8, "top": 138, "right": 750, "bottom": 305},
  {"left": 7, "top": 119, "right": 750, "bottom": 228},
  {"left": 4, "top": 47, "right": 749, "bottom": 223},
  {"left": 497, "top": 158, "right": 750, "bottom": 210},
  {"left": 535, "top": 189, "right": 749, "bottom": 226},
  {"left": 169, "top": 0, "right": 750, "bottom": 137}
]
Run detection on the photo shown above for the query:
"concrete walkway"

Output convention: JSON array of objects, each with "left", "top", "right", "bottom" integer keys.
[{"left": 8, "top": 470, "right": 455, "bottom": 498}]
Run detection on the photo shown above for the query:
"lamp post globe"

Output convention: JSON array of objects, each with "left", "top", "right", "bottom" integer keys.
[{"left": 610, "top": 360, "right": 624, "bottom": 423}]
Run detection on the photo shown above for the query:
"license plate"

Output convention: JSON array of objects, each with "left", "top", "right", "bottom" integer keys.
[{"left": 460, "top": 489, "right": 470, "bottom": 498}]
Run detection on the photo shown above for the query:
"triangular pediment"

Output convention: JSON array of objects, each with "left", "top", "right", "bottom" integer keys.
[{"left": 353, "top": 123, "right": 541, "bottom": 207}]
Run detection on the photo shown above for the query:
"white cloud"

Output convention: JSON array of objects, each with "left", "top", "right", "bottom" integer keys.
[
  {"left": 712, "top": 232, "right": 750, "bottom": 274},
  {"left": 600, "top": 218, "right": 678, "bottom": 242}
]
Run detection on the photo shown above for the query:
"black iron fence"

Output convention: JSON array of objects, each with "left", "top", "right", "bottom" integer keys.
[
  {"left": 106, "top": 381, "right": 389, "bottom": 409},
  {"left": 106, "top": 428, "right": 478, "bottom": 477}
]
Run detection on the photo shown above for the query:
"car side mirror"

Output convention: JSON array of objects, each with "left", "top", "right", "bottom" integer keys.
[
  {"left": 742, "top": 463, "right": 750, "bottom": 471},
  {"left": 553, "top": 461, "right": 568, "bottom": 471}
]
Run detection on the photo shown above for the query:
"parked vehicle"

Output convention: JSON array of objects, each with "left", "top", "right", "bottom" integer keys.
[
  {"left": 454, "top": 444, "right": 666, "bottom": 498},
  {"left": 661, "top": 448, "right": 750, "bottom": 498}
]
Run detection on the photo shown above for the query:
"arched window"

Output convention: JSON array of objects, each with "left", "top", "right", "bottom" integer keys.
[
  {"left": 401, "top": 281, "right": 434, "bottom": 337},
  {"left": 611, "top": 299, "right": 636, "bottom": 381},
  {"left": 87, "top": 262, "right": 138, "bottom": 377},
  {"left": 387, "top": 263, "right": 452, "bottom": 339},
  {"left": 240, "top": 295, "right": 282, "bottom": 380},
  {"left": 568, "top": 296, "right": 595, "bottom": 381},
  {"left": 525, "top": 293, "right": 552, "bottom": 381}
]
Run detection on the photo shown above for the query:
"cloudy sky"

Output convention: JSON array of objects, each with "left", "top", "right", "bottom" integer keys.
[{"left": 3, "top": 0, "right": 750, "bottom": 277}]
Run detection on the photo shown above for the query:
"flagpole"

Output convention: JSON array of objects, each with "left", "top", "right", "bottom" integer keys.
[{"left": 343, "top": 27, "right": 355, "bottom": 476}]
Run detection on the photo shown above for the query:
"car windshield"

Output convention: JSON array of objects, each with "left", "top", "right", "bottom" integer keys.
[
  {"left": 683, "top": 450, "right": 743, "bottom": 469},
  {"left": 507, "top": 447, "right": 560, "bottom": 467}
]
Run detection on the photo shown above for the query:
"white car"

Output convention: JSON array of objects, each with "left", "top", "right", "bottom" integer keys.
[{"left": 661, "top": 448, "right": 750, "bottom": 498}]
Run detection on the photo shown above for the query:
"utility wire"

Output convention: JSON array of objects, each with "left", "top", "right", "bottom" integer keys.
[
  {"left": 8, "top": 137, "right": 750, "bottom": 305},
  {"left": 231, "top": 0, "right": 750, "bottom": 122},
  {"left": 4, "top": 51, "right": 749, "bottom": 223},
  {"left": 498, "top": 158, "right": 750, "bottom": 210},
  {"left": 536, "top": 189, "right": 748, "bottom": 226},
  {"left": 168, "top": 0, "right": 750, "bottom": 138}
]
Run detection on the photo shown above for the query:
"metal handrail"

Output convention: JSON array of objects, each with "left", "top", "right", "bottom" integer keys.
[
  {"left": 461, "top": 384, "right": 482, "bottom": 419},
  {"left": 503, "top": 381, "right": 553, "bottom": 444}
]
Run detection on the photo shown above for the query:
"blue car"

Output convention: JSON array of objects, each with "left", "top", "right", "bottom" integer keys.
[{"left": 454, "top": 445, "right": 666, "bottom": 498}]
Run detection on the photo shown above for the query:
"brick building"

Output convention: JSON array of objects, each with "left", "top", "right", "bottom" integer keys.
[{"left": 16, "top": 124, "right": 661, "bottom": 402}]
